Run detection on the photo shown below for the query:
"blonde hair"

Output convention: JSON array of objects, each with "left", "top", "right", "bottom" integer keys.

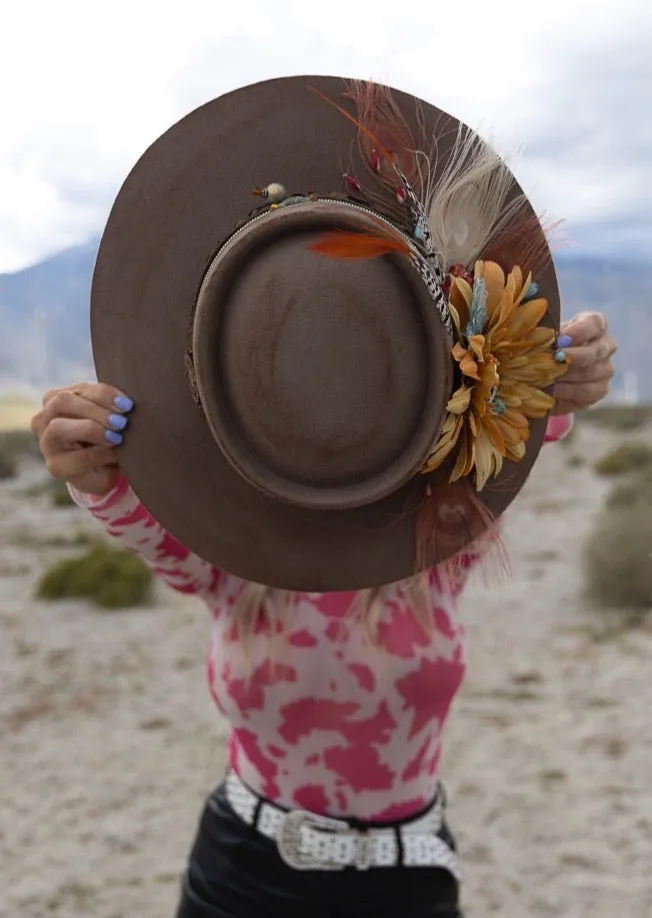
[
  {"left": 226, "top": 523, "right": 506, "bottom": 674},
  {"left": 229, "top": 571, "right": 435, "bottom": 674}
]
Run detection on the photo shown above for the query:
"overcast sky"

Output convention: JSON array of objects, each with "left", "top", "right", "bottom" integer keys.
[{"left": 0, "top": 0, "right": 649, "bottom": 272}]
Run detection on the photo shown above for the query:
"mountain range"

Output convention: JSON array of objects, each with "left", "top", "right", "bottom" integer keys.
[{"left": 0, "top": 238, "right": 649, "bottom": 401}]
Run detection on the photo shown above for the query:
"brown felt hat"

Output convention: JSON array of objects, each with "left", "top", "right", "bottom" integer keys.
[{"left": 91, "top": 74, "right": 562, "bottom": 590}]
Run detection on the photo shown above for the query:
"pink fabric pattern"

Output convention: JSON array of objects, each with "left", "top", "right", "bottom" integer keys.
[
  {"left": 544, "top": 412, "right": 574, "bottom": 443},
  {"left": 69, "top": 415, "right": 572, "bottom": 820}
]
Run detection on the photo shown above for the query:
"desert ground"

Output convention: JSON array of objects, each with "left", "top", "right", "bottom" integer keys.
[
  {"left": 0, "top": 395, "right": 40, "bottom": 433},
  {"left": 1, "top": 408, "right": 651, "bottom": 918}
]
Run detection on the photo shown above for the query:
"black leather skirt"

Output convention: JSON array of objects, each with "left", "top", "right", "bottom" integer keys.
[{"left": 175, "top": 782, "right": 463, "bottom": 918}]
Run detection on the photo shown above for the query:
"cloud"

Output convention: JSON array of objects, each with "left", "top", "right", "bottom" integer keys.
[
  {"left": 0, "top": 0, "right": 650, "bottom": 271},
  {"left": 514, "top": 25, "right": 652, "bottom": 259}
]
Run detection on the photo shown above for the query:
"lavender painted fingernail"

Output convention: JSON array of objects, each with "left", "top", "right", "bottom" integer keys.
[
  {"left": 114, "top": 395, "right": 134, "bottom": 413},
  {"left": 109, "top": 412, "right": 128, "bottom": 431},
  {"left": 106, "top": 429, "right": 123, "bottom": 446},
  {"left": 557, "top": 335, "right": 573, "bottom": 348}
]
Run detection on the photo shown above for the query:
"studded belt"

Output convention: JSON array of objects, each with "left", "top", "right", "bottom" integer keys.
[{"left": 221, "top": 768, "right": 462, "bottom": 879}]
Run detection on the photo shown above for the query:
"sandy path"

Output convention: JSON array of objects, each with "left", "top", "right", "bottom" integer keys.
[{"left": 1, "top": 422, "right": 651, "bottom": 918}]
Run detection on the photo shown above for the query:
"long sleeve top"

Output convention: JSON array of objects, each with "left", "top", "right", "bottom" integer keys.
[{"left": 70, "top": 414, "right": 573, "bottom": 820}]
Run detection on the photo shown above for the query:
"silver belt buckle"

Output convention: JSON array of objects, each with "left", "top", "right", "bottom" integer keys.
[{"left": 277, "top": 809, "right": 372, "bottom": 871}]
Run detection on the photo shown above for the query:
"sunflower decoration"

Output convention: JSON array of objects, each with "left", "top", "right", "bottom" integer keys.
[{"left": 422, "top": 260, "right": 570, "bottom": 491}]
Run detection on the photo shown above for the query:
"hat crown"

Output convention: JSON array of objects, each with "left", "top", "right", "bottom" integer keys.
[{"left": 192, "top": 201, "right": 453, "bottom": 510}]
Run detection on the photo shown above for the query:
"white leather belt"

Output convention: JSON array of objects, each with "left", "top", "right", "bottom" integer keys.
[{"left": 221, "top": 769, "right": 462, "bottom": 880}]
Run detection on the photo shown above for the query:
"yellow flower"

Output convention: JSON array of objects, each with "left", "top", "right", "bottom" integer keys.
[{"left": 422, "top": 260, "right": 569, "bottom": 490}]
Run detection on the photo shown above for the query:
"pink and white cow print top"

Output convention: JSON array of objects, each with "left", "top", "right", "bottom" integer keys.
[{"left": 71, "top": 414, "right": 573, "bottom": 821}]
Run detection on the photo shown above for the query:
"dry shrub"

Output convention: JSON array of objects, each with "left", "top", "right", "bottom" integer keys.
[
  {"left": 583, "top": 495, "right": 652, "bottom": 610},
  {"left": 0, "top": 453, "right": 17, "bottom": 480},
  {"left": 593, "top": 441, "right": 652, "bottom": 477},
  {"left": 50, "top": 479, "right": 75, "bottom": 507},
  {"left": 580, "top": 404, "right": 652, "bottom": 433},
  {"left": 20, "top": 478, "right": 75, "bottom": 506},
  {"left": 36, "top": 545, "right": 153, "bottom": 610},
  {"left": 606, "top": 466, "right": 652, "bottom": 511},
  {"left": 0, "top": 429, "right": 42, "bottom": 462}
]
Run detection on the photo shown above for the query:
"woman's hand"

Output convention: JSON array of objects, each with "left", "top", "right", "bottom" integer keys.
[
  {"left": 551, "top": 312, "right": 617, "bottom": 415},
  {"left": 30, "top": 382, "right": 134, "bottom": 496}
]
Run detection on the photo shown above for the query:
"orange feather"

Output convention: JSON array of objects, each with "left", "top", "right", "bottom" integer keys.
[
  {"left": 307, "top": 230, "right": 410, "bottom": 260},
  {"left": 308, "top": 87, "right": 396, "bottom": 166}
]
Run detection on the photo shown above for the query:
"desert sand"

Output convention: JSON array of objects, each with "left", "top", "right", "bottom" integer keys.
[
  {"left": 1, "top": 419, "right": 651, "bottom": 918},
  {"left": 0, "top": 396, "right": 40, "bottom": 433}
]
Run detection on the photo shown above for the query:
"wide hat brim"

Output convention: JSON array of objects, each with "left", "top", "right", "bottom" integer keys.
[{"left": 91, "top": 74, "right": 560, "bottom": 591}]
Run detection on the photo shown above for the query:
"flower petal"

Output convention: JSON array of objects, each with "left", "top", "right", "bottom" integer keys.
[
  {"left": 505, "top": 298, "right": 548, "bottom": 339},
  {"left": 458, "top": 351, "right": 481, "bottom": 380},
  {"left": 506, "top": 441, "right": 527, "bottom": 461},
  {"left": 450, "top": 278, "right": 472, "bottom": 328},
  {"left": 515, "top": 270, "right": 533, "bottom": 306},
  {"left": 492, "top": 288, "right": 519, "bottom": 336},
  {"left": 480, "top": 261, "right": 506, "bottom": 316},
  {"left": 448, "top": 303, "right": 462, "bottom": 334},
  {"left": 467, "top": 334, "right": 486, "bottom": 362},
  {"left": 422, "top": 415, "right": 463, "bottom": 473},
  {"left": 450, "top": 427, "right": 473, "bottom": 482},
  {"left": 474, "top": 428, "right": 502, "bottom": 491},
  {"left": 483, "top": 414, "right": 507, "bottom": 455},
  {"left": 447, "top": 385, "right": 472, "bottom": 414},
  {"left": 494, "top": 416, "right": 524, "bottom": 446}
]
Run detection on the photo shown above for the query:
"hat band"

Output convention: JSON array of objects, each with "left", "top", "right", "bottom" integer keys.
[{"left": 214, "top": 189, "right": 455, "bottom": 342}]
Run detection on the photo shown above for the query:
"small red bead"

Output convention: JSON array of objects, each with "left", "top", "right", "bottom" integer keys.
[
  {"left": 344, "top": 174, "right": 362, "bottom": 192},
  {"left": 369, "top": 149, "right": 381, "bottom": 173},
  {"left": 395, "top": 185, "right": 407, "bottom": 204},
  {"left": 449, "top": 264, "right": 474, "bottom": 287}
]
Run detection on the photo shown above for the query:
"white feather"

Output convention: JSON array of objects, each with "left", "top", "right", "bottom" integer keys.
[{"left": 426, "top": 126, "right": 529, "bottom": 269}]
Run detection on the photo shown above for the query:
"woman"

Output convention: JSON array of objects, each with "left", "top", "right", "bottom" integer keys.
[{"left": 31, "top": 311, "right": 615, "bottom": 918}]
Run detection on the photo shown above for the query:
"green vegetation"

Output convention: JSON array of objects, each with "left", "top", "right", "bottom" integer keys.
[
  {"left": 19, "top": 477, "right": 75, "bottom": 507},
  {"left": 0, "top": 453, "right": 17, "bottom": 480},
  {"left": 583, "top": 499, "right": 652, "bottom": 610},
  {"left": 584, "top": 437, "right": 652, "bottom": 612},
  {"left": 605, "top": 465, "right": 652, "bottom": 511},
  {"left": 50, "top": 479, "right": 75, "bottom": 507},
  {"left": 592, "top": 441, "right": 652, "bottom": 477},
  {"left": 0, "top": 429, "right": 41, "bottom": 463},
  {"left": 578, "top": 403, "right": 652, "bottom": 433},
  {"left": 36, "top": 545, "right": 153, "bottom": 610}
]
